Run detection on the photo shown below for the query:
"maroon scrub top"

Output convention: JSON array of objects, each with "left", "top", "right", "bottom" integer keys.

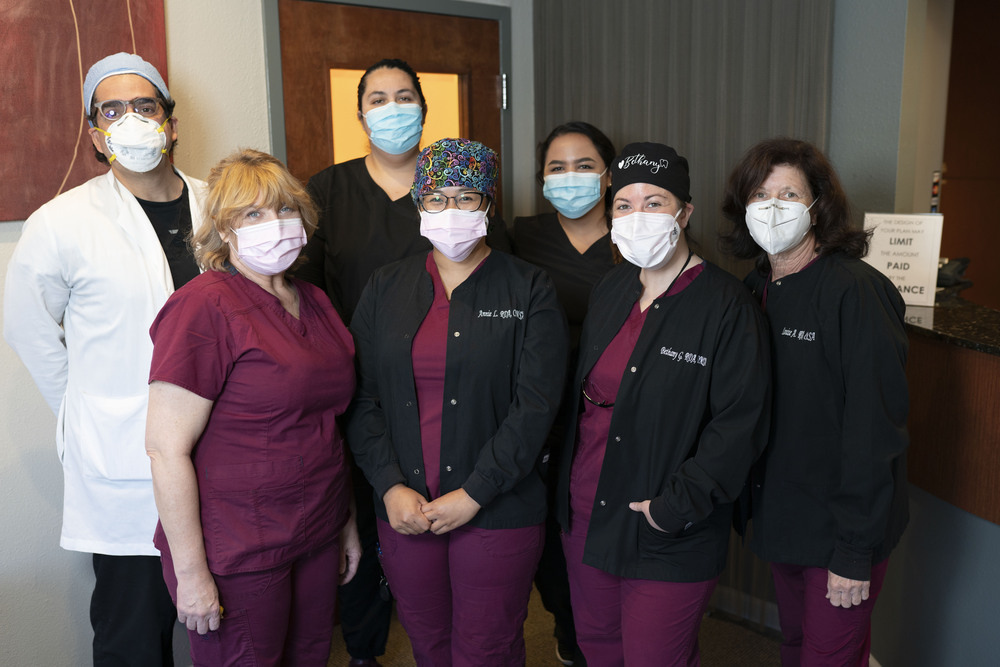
[
  {"left": 570, "top": 264, "right": 703, "bottom": 525},
  {"left": 412, "top": 253, "right": 450, "bottom": 500},
  {"left": 149, "top": 269, "right": 356, "bottom": 575}
]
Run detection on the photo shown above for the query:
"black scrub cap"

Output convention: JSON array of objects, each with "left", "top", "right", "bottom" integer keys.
[{"left": 610, "top": 142, "right": 691, "bottom": 203}]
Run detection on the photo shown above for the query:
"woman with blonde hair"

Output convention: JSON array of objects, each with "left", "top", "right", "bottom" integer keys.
[{"left": 146, "top": 148, "right": 360, "bottom": 665}]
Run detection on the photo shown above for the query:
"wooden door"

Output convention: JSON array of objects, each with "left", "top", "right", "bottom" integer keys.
[
  {"left": 940, "top": 0, "right": 1000, "bottom": 309},
  {"left": 277, "top": 0, "right": 502, "bottom": 192}
]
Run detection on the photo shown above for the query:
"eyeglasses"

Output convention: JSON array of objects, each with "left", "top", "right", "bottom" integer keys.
[
  {"left": 581, "top": 377, "right": 615, "bottom": 408},
  {"left": 419, "top": 192, "right": 486, "bottom": 213},
  {"left": 93, "top": 97, "right": 162, "bottom": 121}
]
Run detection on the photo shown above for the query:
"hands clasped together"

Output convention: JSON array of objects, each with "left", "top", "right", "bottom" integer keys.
[{"left": 384, "top": 484, "right": 482, "bottom": 535}]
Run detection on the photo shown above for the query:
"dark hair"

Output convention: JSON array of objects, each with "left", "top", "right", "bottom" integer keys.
[
  {"left": 720, "top": 138, "right": 871, "bottom": 273},
  {"left": 89, "top": 91, "right": 176, "bottom": 166},
  {"left": 535, "top": 121, "right": 615, "bottom": 186},
  {"left": 536, "top": 121, "right": 616, "bottom": 221},
  {"left": 357, "top": 58, "right": 426, "bottom": 113}
]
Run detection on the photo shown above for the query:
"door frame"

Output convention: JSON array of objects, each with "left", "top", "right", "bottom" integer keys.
[{"left": 262, "top": 0, "right": 514, "bottom": 216}]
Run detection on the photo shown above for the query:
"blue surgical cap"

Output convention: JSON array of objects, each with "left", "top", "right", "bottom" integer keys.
[{"left": 84, "top": 52, "right": 170, "bottom": 125}]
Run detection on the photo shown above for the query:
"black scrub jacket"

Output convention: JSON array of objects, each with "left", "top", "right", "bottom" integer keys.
[
  {"left": 556, "top": 261, "right": 773, "bottom": 583},
  {"left": 347, "top": 249, "right": 568, "bottom": 530},
  {"left": 745, "top": 252, "right": 909, "bottom": 582}
]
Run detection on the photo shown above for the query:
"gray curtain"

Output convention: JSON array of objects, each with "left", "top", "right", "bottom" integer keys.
[
  {"left": 534, "top": 0, "right": 836, "bottom": 627},
  {"left": 533, "top": 0, "right": 834, "bottom": 279}
]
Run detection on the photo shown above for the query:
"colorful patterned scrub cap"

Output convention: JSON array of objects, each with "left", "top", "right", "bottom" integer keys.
[{"left": 411, "top": 138, "right": 499, "bottom": 206}]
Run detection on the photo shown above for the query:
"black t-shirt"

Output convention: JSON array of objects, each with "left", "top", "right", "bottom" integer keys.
[
  {"left": 136, "top": 180, "right": 199, "bottom": 288},
  {"left": 297, "top": 157, "right": 510, "bottom": 325},
  {"left": 511, "top": 212, "right": 614, "bottom": 352}
]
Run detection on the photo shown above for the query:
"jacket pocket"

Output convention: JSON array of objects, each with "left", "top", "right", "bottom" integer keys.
[
  {"left": 72, "top": 391, "right": 151, "bottom": 480},
  {"left": 203, "top": 456, "right": 306, "bottom": 567},
  {"left": 636, "top": 514, "right": 686, "bottom": 556}
]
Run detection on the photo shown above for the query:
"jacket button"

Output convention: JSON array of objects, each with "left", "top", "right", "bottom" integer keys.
[
  {"left": 450, "top": 398, "right": 458, "bottom": 405},
  {"left": 403, "top": 333, "right": 410, "bottom": 338},
  {"left": 615, "top": 435, "right": 621, "bottom": 442},
  {"left": 454, "top": 331, "right": 461, "bottom": 337},
  {"left": 653, "top": 303, "right": 660, "bottom": 309},
  {"left": 630, "top": 366, "right": 637, "bottom": 373},
  {"left": 775, "top": 280, "right": 782, "bottom": 286},
  {"left": 413, "top": 468, "right": 421, "bottom": 475},
  {"left": 405, "top": 401, "right": 413, "bottom": 407},
  {"left": 445, "top": 465, "right": 452, "bottom": 472},
  {"left": 599, "top": 500, "right": 606, "bottom": 507}
]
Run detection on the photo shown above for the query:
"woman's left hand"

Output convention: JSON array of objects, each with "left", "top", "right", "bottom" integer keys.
[
  {"left": 339, "top": 515, "right": 362, "bottom": 585},
  {"left": 421, "top": 489, "right": 481, "bottom": 535},
  {"left": 629, "top": 499, "right": 667, "bottom": 532},
  {"left": 826, "top": 571, "right": 870, "bottom": 608}
]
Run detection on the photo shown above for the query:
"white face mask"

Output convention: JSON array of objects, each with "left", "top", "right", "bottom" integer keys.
[
  {"left": 419, "top": 209, "right": 488, "bottom": 262},
  {"left": 98, "top": 113, "right": 169, "bottom": 173},
  {"left": 611, "top": 210, "right": 682, "bottom": 270},
  {"left": 229, "top": 218, "right": 307, "bottom": 275},
  {"left": 745, "top": 198, "right": 816, "bottom": 255}
]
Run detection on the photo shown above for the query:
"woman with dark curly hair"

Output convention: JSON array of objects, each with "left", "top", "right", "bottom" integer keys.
[{"left": 721, "top": 138, "right": 910, "bottom": 667}]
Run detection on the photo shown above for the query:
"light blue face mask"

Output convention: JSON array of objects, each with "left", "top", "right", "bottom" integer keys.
[
  {"left": 542, "top": 170, "right": 605, "bottom": 219},
  {"left": 364, "top": 102, "right": 424, "bottom": 155}
]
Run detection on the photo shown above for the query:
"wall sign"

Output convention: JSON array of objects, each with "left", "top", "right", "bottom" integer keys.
[{"left": 863, "top": 213, "right": 944, "bottom": 307}]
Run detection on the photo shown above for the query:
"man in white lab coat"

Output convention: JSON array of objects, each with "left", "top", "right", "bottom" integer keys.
[{"left": 4, "top": 53, "right": 206, "bottom": 666}]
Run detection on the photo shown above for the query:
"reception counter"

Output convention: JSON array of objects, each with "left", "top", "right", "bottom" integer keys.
[{"left": 905, "top": 296, "right": 1000, "bottom": 525}]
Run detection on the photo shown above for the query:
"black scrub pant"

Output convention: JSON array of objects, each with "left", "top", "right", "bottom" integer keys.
[
  {"left": 91, "top": 553, "right": 176, "bottom": 667},
  {"left": 338, "top": 468, "right": 393, "bottom": 660},
  {"left": 534, "top": 416, "right": 582, "bottom": 663}
]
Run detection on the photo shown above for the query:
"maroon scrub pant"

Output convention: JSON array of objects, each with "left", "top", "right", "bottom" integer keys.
[
  {"left": 376, "top": 518, "right": 543, "bottom": 667},
  {"left": 770, "top": 559, "right": 889, "bottom": 667},
  {"left": 162, "top": 539, "right": 340, "bottom": 667},
  {"left": 562, "top": 514, "right": 718, "bottom": 667}
]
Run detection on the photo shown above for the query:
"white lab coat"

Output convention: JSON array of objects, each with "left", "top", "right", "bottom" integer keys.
[{"left": 4, "top": 169, "right": 207, "bottom": 555}]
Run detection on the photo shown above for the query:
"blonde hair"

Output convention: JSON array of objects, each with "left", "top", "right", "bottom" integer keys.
[{"left": 192, "top": 148, "right": 318, "bottom": 271}]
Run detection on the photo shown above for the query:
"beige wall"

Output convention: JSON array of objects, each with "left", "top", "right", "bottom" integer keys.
[{"left": 165, "top": 0, "right": 271, "bottom": 180}]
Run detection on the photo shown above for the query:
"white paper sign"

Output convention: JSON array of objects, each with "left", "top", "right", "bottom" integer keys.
[
  {"left": 904, "top": 305, "right": 935, "bottom": 330},
  {"left": 863, "top": 213, "right": 943, "bottom": 307}
]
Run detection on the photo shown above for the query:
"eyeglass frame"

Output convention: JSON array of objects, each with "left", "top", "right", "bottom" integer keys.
[
  {"left": 89, "top": 94, "right": 172, "bottom": 123},
  {"left": 581, "top": 378, "right": 615, "bottom": 408},
  {"left": 418, "top": 191, "right": 489, "bottom": 214}
]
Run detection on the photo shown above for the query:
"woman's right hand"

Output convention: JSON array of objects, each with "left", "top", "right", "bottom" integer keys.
[
  {"left": 383, "top": 484, "right": 432, "bottom": 535},
  {"left": 175, "top": 567, "right": 222, "bottom": 635}
]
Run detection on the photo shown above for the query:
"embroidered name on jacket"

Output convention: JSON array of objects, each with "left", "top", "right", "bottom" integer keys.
[
  {"left": 477, "top": 308, "right": 524, "bottom": 320},
  {"left": 780, "top": 327, "right": 817, "bottom": 342},
  {"left": 660, "top": 346, "right": 708, "bottom": 366}
]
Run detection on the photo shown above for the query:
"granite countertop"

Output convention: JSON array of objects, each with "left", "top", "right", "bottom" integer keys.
[{"left": 906, "top": 296, "right": 1000, "bottom": 356}]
